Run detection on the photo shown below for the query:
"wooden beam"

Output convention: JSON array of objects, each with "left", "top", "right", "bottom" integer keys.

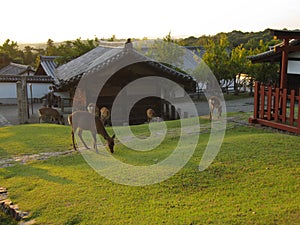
[
  {"left": 274, "top": 45, "right": 300, "bottom": 53},
  {"left": 251, "top": 118, "right": 300, "bottom": 134},
  {"left": 272, "top": 29, "right": 300, "bottom": 40}
]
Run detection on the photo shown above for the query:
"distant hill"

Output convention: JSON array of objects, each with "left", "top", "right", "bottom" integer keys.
[
  {"left": 177, "top": 28, "right": 300, "bottom": 49},
  {"left": 18, "top": 42, "right": 63, "bottom": 50}
]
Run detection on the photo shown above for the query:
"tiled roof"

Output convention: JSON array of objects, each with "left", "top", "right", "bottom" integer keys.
[
  {"left": 0, "top": 62, "right": 34, "bottom": 75},
  {"left": 55, "top": 46, "right": 116, "bottom": 81},
  {"left": 248, "top": 39, "right": 300, "bottom": 63},
  {"left": 40, "top": 56, "right": 58, "bottom": 77},
  {"left": 55, "top": 43, "right": 196, "bottom": 86},
  {"left": 35, "top": 56, "right": 59, "bottom": 82}
]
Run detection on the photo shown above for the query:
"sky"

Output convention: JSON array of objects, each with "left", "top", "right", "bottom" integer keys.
[{"left": 1, "top": 0, "right": 299, "bottom": 44}]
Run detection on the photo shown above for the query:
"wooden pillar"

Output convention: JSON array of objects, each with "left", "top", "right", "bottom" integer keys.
[{"left": 280, "top": 38, "right": 289, "bottom": 89}]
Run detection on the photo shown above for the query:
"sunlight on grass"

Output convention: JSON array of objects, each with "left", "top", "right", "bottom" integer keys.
[{"left": 0, "top": 115, "right": 299, "bottom": 224}]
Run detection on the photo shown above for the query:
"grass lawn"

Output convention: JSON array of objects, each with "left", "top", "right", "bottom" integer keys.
[{"left": 0, "top": 113, "right": 299, "bottom": 224}]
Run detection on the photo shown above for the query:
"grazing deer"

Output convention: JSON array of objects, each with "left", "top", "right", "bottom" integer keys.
[
  {"left": 38, "top": 107, "right": 65, "bottom": 125},
  {"left": 68, "top": 111, "right": 115, "bottom": 153},
  {"left": 208, "top": 96, "right": 222, "bottom": 121},
  {"left": 146, "top": 108, "right": 155, "bottom": 123}
]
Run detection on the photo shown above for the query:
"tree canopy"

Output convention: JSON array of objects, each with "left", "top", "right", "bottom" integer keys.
[{"left": 0, "top": 29, "right": 282, "bottom": 91}]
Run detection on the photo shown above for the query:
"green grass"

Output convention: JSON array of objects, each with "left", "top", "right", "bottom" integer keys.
[
  {"left": 0, "top": 124, "right": 72, "bottom": 158},
  {"left": 0, "top": 114, "right": 299, "bottom": 224}
]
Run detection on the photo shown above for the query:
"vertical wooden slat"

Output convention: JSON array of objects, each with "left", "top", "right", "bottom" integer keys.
[
  {"left": 289, "top": 90, "right": 295, "bottom": 126},
  {"left": 253, "top": 81, "right": 260, "bottom": 119},
  {"left": 298, "top": 88, "right": 300, "bottom": 129},
  {"left": 272, "top": 86, "right": 276, "bottom": 116},
  {"left": 274, "top": 87, "right": 280, "bottom": 122},
  {"left": 267, "top": 86, "right": 272, "bottom": 120},
  {"left": 260, "top": 84, "right": 265, "bottom": 119},
  {"left": 282, "top": 88, "right": 287, "bottom": 123}
]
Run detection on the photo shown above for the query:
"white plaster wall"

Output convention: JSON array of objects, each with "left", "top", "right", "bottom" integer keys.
[
  {"left": 27, "top": 83, "right": 52, "bottom": 98},
  {"left": 0, "top": 82, "right": 52, "bottom": 104},
  {"left": 0, "top": 83, "right": 16, "bottom": 98},
  {"left": 287, "top": 60, "right": 300, "bottom": 75}
]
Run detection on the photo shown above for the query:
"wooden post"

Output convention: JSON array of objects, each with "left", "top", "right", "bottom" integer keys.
[
  {"left": 16, "top": 77, "right": 29, "bottom": 124},
  {"left": 282, "top": 88, "right": 287, "bottom": 123},
  {"left": 289, "top": 90, "right": 295, "bottom": 126},
  {"left": 260, "top": 84, "right": 265, "bottom": 119},
  {"left": 297, "top": 88, "right": 300, "bottom": 129},
  {"left": 274, "top": 87, "right": 280, "bottom": 122},
  {"left": 280, "top": 38, "right": 289, "bottom": 89},
  {"left": 267, "top": 86, "right": 272, "bottom": 120},
  {"left": 253, "top": 81, "right": 260, "bottom": 119}
]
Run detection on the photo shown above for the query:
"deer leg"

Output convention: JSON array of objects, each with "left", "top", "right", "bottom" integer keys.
[
  {"left": 78, "top": 128, "right": 90, "bottom": 149},
  {"left": 209, "top": 108, "right": 213, "bottom": 121},
  {"left": 91, "top": 132, "right": 98, "bottom": 153},
  {"left": 71, "top": 129, "right": 77, "bottom": 150}
]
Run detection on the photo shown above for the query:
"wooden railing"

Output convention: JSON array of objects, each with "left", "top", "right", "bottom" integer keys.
[{"left": 249, "top": 81, "right": 300, "bottom": 134}]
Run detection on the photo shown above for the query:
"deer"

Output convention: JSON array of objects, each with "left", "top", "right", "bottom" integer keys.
[
  {"left": 87, "top": 103, "right": 110, "bottom": 126},
  {"left": 68, "top": 111, "right": 115, "bottom": 153},
  {"left": 208, "top": 96, "right": 222, "bottom": 121},
  {"left": 100, "top": 107, "right": 110, "bottom": 126},
  {"left": 38, "top": 107, "right": 65, "bottom": 125},
  {"left": 146, "top": 108, "right": 155, "bottom": 123}
]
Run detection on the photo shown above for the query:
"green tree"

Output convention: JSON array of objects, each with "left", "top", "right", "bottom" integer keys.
[
  {"left": 55, "top": 38, "right": 99, "bottom": 65},
  {"left": 229, "top": 44, "right": 250, "bottom": 94},
  {"left": 142, "top": 32, "right": 185, "bottom": 69},
  {"left": 201, "top": 34, "right": 231, "bottom": 89},
  {"left": 45, "top": 39, "right": 59, "bottom": 56},
  {"left": 23, "top": 46, "right": 35, "bottom": 66},
  {"left": 0, "top": 39, "right": 24, "bottom": 65}
]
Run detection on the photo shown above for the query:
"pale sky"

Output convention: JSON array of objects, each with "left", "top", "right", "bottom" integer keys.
[{"left": 1, "top": 0, "right": 299, "bottom": 44}]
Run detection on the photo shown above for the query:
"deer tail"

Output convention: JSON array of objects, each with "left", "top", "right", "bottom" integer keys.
[{"left": 68, "top": 114, "right": 73, "bottom": 125}]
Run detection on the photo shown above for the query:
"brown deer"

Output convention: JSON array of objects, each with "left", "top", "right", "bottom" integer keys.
[
  {"left": 87, "top": 103, "right": 110, "bottom": 126},
  {"left": 38, "top": 107, "right": 65, "bottom": 125},
  {"left": 146, "top": 108, "right": 155, "bottom": 123},
  {"left": 208, "top": 96, "right": 222, "bottom": 121},
  {"left": 100, "top": 107, "right": 110, "bottom": 126},
  {"left": 68, "top": 111, "right": 115, "bottom": 153}
]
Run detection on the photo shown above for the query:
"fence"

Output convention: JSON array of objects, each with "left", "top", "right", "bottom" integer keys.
[{"left": 249, "top": 81, "right": 300, "bottom": 134}]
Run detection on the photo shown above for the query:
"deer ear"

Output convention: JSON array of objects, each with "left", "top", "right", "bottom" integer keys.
[{"left": 112, "top": 134, "right": 115, "bottom": 139}]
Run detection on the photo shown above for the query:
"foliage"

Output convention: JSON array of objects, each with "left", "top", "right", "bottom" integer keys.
[
  {"left": 143, "top": 32, "right": 185, "bottom": 69},
  {"left": 0, "top": 29, "right": 282, "bottom": 86},
  {"left": 0, "top": 37, "right": 100, "bottom": 69},
  {"left": 201, "top": 34, "right": 231, "bottom": 85},
  {"left": 0, "top": 116, "right": 299, "bottom": 224},
  {"left": 0, "top": 39, "right": 24, "bottom": 67}
]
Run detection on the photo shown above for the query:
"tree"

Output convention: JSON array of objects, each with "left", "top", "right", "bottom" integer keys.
[
  {"left": 142, "top": 32, "right": 185, "bottom": 69},
  {"left": 45, "top": 39, "right": 58, "bottom": 56},
  {"left": 0, "top": 39, "right": 24, "bottom": 65},
  {"left": 201, "top": 34, "right": 231, "bottom": 89},
  {"left": 23, "top": 46, "right": 35, "bottom": 66},
  {"left": 229, "top": 44, "right": 250, "bottom": 94}
]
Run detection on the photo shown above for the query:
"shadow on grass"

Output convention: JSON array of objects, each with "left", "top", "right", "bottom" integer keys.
[{"left": 0, "top": 164, "right": 73, "bottom": 184}]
